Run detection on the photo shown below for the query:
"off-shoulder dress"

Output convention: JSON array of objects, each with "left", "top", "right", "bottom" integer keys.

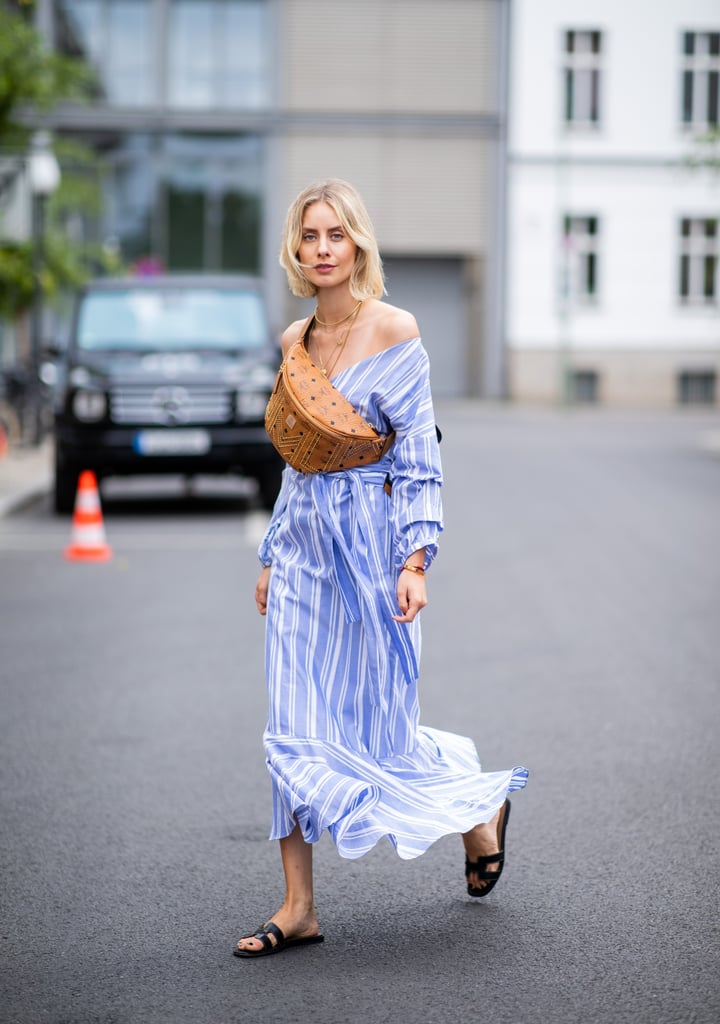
[{"left": 258, "top": 337, "right": 528, "bottom": 859}]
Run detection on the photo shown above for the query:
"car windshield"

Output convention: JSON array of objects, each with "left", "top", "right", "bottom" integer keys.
[{"left": 76, "top": 287, "right": 267, "bottom": 351}]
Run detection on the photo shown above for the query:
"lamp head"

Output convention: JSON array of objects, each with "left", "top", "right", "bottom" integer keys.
[{"left": 29, "top": 131, "right": 61, "bottom": 197}]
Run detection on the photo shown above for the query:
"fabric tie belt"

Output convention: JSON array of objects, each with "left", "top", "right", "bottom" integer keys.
[{"left": 310, "top": 469, "right": 419, "bottom": 713}]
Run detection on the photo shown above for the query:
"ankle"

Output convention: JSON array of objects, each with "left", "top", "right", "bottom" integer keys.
[{"left": 281, "top": 897, "right": 316, "bottom": 918}]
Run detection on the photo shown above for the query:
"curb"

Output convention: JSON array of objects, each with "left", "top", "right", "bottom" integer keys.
[
  {"left": 0, "top": 478, "right": 52, "bottom": 518},
  {"left": 0, "top": 439, "right": 54, "bottom": 518}
]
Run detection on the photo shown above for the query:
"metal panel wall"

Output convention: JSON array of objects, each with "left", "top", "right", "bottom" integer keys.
[
  {"left": 276, "top": 0, "right": 506, "bottom": 396},
  {"left": 281, "top": 134, "right": 491, "bottom": 255},
  {"left": 284, "top": 0, "right": 498, "bottom": 113}
]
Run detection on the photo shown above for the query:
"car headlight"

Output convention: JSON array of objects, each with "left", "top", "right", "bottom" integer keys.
[
  {"left": 72, "top": 390, "right": 107, "bottom": 422},
  {"left": 235, "top": 390, "right": 269, "bottom": 421}
]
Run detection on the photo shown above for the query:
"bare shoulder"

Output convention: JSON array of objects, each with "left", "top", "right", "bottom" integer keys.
[
  {"left": 280, "top": 317, "right": 310, "bottom": 356},
  {"left": 370, "top": 301, "right": 420, "bottom": 351}
]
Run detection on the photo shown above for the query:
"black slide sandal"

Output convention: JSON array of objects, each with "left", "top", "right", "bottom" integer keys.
[
  {"left": 233, "top": 921, "right": 325, "bottom": 958},
  {"left": 465, "top": 797, "right": 512, "bottom": 898}
]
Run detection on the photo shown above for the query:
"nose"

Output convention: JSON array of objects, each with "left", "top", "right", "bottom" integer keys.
[{"left": 317, "top": 235, "right": 330, "bottom": 257}]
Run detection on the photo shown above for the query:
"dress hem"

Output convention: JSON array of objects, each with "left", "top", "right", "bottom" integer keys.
[{"left": 266, "top": 747, "right": 529, "bottom": 861}]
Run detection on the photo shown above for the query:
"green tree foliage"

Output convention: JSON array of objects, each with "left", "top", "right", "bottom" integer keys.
[
  {"left": 686, "top": 127, "right": 720, "bottom": 176},
  {"left": 0, "top": 2, "right": 94, "bottom": 150},
  {"left": 0, "top": 2, "right": 121, "bottom": 319}
]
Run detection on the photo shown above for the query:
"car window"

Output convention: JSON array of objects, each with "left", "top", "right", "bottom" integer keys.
[{"left": 76, "top": 288, "right": 267, "bottom": 351}]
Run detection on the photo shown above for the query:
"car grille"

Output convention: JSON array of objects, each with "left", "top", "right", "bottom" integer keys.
[{"left": 110, "top": 385, "right": 232, "bottom": 425}]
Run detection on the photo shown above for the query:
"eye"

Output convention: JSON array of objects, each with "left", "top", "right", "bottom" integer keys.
[
  {"left": 331, "top": 232, "right": 344, "bottom": 241},
  {"left": 302, "top": 232, "right": 316, "bottom": 241}
]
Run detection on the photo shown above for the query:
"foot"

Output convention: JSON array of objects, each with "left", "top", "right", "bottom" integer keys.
[
  {"left": 235, "top": 904, "right": 321, "bottom": 954},
  {"left": 462, "top": 799, "right": 509, "bottom": 895}
]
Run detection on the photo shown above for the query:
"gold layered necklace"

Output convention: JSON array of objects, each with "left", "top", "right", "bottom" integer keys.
[
  {"left": 314, "top": 299, "right": 362, "bottom": 328},
  {"left": 312, "top": 301, "right": 363, "bottom": 378}
]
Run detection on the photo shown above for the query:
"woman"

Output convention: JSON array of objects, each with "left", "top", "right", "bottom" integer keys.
[{"left": 234, "top": 180, "right": 528, "bottom": 958}]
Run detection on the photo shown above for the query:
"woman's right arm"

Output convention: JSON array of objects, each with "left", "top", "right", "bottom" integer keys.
[
  {"left": 255, "top": 321, "right": 304, "bottom": 612},
  {"left": 255, "top": 565, "right": 271, "bottom": 615}
]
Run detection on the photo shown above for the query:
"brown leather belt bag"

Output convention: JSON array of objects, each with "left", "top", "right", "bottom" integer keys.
[{"left": 265, "top": 340, "right": 395, "bottom": 474}]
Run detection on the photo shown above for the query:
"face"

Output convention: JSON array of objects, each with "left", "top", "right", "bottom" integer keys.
[{"left": 298, "top": 201, "right": 358, "bottom": 290}]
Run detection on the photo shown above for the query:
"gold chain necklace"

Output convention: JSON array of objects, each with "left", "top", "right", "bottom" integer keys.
[
  {"left": 314, "top": 299, "right": 362, "bottom": 328},
  {"left": 313, "top": 302, "right": 362, "bottom": 378}
]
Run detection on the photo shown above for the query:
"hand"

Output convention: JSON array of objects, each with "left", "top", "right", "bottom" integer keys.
[
  {"left": 255, "top": 565, "right": 271, "bottom": 615},
  {"left": 392, "top": 568, "right": 427, "bottom": 623}
]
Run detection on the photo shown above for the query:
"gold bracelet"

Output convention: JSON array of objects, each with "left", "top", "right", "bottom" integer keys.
[{"left": 402, "top": 563, "right": 425, "bottom": 576}]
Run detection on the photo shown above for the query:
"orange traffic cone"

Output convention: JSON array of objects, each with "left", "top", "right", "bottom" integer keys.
[{"left": 64, "top": 470, "right": 113, "bottom": 562}]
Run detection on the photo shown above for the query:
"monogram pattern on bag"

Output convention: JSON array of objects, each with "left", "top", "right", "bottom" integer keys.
[{"left": 265, "top": 344, "right": 394, "bottom": 473}]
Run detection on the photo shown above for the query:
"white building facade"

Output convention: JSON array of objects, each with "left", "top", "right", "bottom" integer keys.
[{"left": 507, "top": 0, "right": 720, "bottom": 406}]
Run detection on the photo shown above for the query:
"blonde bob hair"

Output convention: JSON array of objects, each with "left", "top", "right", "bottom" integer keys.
[{"left": 279, "top": 179, "right": 385, "bottom": 300}]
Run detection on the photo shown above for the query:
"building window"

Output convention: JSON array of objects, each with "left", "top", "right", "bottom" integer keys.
[
  {"left": 161, "top": 134, "right": 263, "bottom": 272},
  {"left": 563, "top": 30, "right": 603, "bottom": 127},
  {"left": 55, "top": 0, "right": 156, "bottom": 106},
  {"left": 677, "top": 370, "right": 717, "bottom": 405},
  {"left": 562, "top": 216, "right": 600, "bottom": 303},
  {"left": 105, "top": 134, "right": 157, "bottom": 264},
  {"left": 168, "top": 0, "right": 268, "bottom": 109},
  {"left": 86, "top": 132, "right": 263, "bottom": 274},
  {"left": 681, "top": 31, "right": 720, "bottom": 129},
  {"left": 679, "top": 218, "right": 718, "bottom": 304}
]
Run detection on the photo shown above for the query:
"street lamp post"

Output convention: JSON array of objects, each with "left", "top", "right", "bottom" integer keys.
[{"left": 28, "top": 130, "right": 61, "bottom": 444}]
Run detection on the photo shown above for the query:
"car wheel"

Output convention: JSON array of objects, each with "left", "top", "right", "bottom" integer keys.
[
  {"left": 256, "top": 461, "right": 283, "bottom": 511},
  {"left": 54, "top": 457, "right": 79, "bottom": 514}
]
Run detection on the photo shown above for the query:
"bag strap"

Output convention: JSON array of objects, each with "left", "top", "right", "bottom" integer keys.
[{"left": 298, "top": 313, "right": 316, "bottom": 347}]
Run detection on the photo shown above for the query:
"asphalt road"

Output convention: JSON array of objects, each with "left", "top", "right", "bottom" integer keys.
[{"left": 1, "top": 406, "right": 719, "bottom": 1024}]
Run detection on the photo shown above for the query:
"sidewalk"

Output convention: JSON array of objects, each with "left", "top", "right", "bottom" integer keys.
[{"left": 0, "top": 438, "right": 53, "bottom": 517}]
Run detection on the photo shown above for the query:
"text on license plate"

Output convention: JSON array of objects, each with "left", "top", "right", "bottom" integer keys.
[{"left": 134, "top": 429, "right": 211, "bottom": 456}]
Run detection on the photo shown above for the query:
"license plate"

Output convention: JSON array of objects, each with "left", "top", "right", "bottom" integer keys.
[{"left": 134, "top": 429, "right": 211, "bottom": 456}]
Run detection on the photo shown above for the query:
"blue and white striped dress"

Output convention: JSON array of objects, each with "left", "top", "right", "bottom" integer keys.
[{"left": 258, "top": 337, "right": 528, "bottom": 860}]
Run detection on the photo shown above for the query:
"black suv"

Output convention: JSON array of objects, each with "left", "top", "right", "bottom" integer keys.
[{"left": 53, "top": 275, "right": 283, "bottom": 512}]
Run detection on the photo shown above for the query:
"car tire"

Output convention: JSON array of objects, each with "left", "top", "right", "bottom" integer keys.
[
  {"left": 256, "top": 461, "right": 283, "bottom": 511},
  {"left": 54, "top": 457, "right": 79, "bottom": 514}
]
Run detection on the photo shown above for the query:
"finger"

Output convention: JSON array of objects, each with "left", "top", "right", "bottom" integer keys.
[
  {"left": 393, "top": 605, "right": 417, "bottom": 623},
  {"left": 394, "top": 590, "right": 427, "bottom": 623},
  {"left": 393, "top": 596, "right": 416, "bottom": 623}
]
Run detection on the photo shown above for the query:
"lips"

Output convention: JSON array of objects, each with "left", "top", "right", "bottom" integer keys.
[{"left": 315, "top": 264, "right": 335, "bottom": 271}]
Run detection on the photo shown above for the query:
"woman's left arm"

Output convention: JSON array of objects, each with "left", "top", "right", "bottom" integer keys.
[{"left": 380, "top": 341, "right": 443, "bottom": 618}]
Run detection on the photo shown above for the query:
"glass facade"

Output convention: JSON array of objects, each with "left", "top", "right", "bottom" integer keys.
[
  {"left": 94, "top": 133, "right": 263, "bottom": 273},
  {"left": 104, "top": 134, "right": 156, "bottom": 263},
  {"left": 52, "top": 1, "right": 267, "bottom": 275},
  {"left": 55, "top": 0, "right": 156, "bottom": 105},
  {"left": 161, "top": 134, "right": 263, "bottom": 272},
  {"left": 168, "top": 0, "right": 268, "bottom": 108},
  {"left": 54, "top": 0, "right": 269, "bottom": 108}
]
